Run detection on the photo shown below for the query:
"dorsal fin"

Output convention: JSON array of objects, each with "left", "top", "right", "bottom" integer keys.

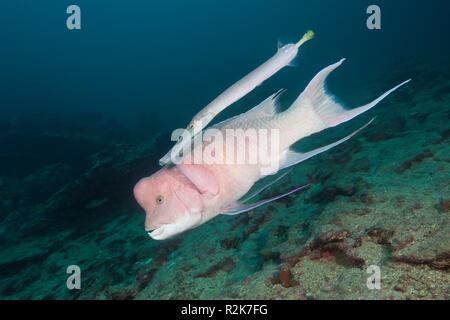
[
  {"left": 277, "top": 39, "right": 283, "bottom": 50},
  {"left": 244, "top": 89, "right": 286, "bottom": 119}
]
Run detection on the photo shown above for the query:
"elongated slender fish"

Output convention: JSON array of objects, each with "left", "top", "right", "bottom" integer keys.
[
  {"left": 159, "top": 31, "right": 315, "bottom": 166},
  {"left": 134, "top": 57, "right": 410, "bottom": 240}
]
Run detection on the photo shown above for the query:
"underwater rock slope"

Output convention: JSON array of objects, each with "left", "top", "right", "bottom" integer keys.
[{"left": 0, "top": 60, "right": 449, "bottom": 300}]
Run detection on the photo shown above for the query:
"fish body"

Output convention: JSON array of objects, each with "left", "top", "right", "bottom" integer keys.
[{"left": 134, "top": 58, "right": 410, "bottom": 240}]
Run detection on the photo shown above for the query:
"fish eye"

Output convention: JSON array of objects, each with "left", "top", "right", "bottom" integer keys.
[
  {"left": 155, "top": 195, "right": 164, "bottom": 205},
  {"left": 188, "top": 124, "right": 194, "bottom": 130}
]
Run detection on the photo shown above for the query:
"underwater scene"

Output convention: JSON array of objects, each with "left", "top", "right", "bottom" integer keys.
[{"left": 0, "top": 0, "right": 449, "bottom": 300}]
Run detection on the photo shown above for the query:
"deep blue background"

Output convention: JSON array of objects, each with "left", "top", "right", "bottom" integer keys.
[{"left": 1, "top": 0, "right": 449, "bottom": 134}]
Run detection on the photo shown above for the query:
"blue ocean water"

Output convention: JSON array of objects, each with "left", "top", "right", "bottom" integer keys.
[
  {"left": 1, "top": 1, "right": 449, "bottom": 131},
  {"left": 0, "top": 1, "right": 449, "bottom": 299}
]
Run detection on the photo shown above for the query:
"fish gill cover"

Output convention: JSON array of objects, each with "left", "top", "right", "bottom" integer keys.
[{"left": 0, "top": 0, "right": 449, "bottom": 300}]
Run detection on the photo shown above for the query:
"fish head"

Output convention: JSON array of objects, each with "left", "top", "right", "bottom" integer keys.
[{"left": 133, "top": 167, "right": 204, "bottom": 240}]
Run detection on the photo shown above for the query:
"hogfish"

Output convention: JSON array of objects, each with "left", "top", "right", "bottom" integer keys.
[{"left": 134, "top": 54, "right": 410, "bottom": 241}]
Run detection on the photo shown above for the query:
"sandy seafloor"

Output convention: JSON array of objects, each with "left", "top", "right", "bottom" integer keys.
[{"left": 0, "top": 58, "right": 449, "bottom": 300}]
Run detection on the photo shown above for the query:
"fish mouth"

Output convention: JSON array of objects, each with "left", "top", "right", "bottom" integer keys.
[
  {"left": 145, "top": 225, "right": 166, "bottom": 240},
  {"left": 144, "top": 212, "right": 202, "bottom": 240},
  {"left": 145, "top": 224, "right": 171, "bottom": 240}
]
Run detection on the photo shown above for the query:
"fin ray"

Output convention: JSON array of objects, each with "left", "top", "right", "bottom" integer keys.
[
  {"left": 290, "top": 59, "right": 411, "bottom": 131},
  {"left": 244, "top": 88, "right": 286, "bottom": 119},
  {"left": 221, "top": 183, "right": 310, "bottom": 216},
  {"left": 240, "top": 168, "right": 293, "bottom": 203}
]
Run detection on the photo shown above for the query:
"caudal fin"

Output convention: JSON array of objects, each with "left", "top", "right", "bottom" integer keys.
[{"left": 289, "top": 59, "right": 411, "bottom": 130}]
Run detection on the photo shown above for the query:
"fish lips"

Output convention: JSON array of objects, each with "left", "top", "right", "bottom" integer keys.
[
  {"left": 147, "top": 225, "right": 167, "bottom": 240},
  {"left": 145, "top": 211, "right": 202, "bottom": 240}
]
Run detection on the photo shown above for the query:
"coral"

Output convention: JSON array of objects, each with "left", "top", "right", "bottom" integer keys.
[
  {"left": 136, "top": 269, "right": 157, "bottom": 291},
  {"left": 305, "top": 185, "right": 354, "bottom": 204},
  {"left": 109, "top": 290, "right": 137, "bottom": 300},
  {"left": 395, "top": 150, "right": 434, "bottom": 174},
  {"left": 275, "top": 265, "right": 298, "bottom": 288},
  {"left": 391, "top": 252, "right": 450, "bottom": 270},
  {"left": 195, "top": 258, "right": 236, "bottom": 278},
  {"left": 440, "top": 200, "right": 450, "bottom": 212},
  {"left": 220, "top": 236, "right": 241, "bottom": 250},
  {"left": 367, "top": 227, "right": 395, "bottom": 245}
]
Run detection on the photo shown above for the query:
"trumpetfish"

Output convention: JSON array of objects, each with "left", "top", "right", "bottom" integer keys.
[{"left": 159, "top": 31, "right": 315, "bottom": 166}]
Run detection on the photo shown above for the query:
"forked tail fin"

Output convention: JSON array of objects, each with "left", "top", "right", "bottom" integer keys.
[{"left": 288, "top": 59, "right": 411, "bottom": 132}]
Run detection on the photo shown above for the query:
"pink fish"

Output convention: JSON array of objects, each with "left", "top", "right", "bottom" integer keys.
[{"left": 134, "top": 59, "right": 410, "bottom": 240}]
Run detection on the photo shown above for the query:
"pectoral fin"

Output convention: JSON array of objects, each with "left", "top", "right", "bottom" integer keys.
[{"left": 178, "top": 163, "right": 219, "bottom": 196}]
